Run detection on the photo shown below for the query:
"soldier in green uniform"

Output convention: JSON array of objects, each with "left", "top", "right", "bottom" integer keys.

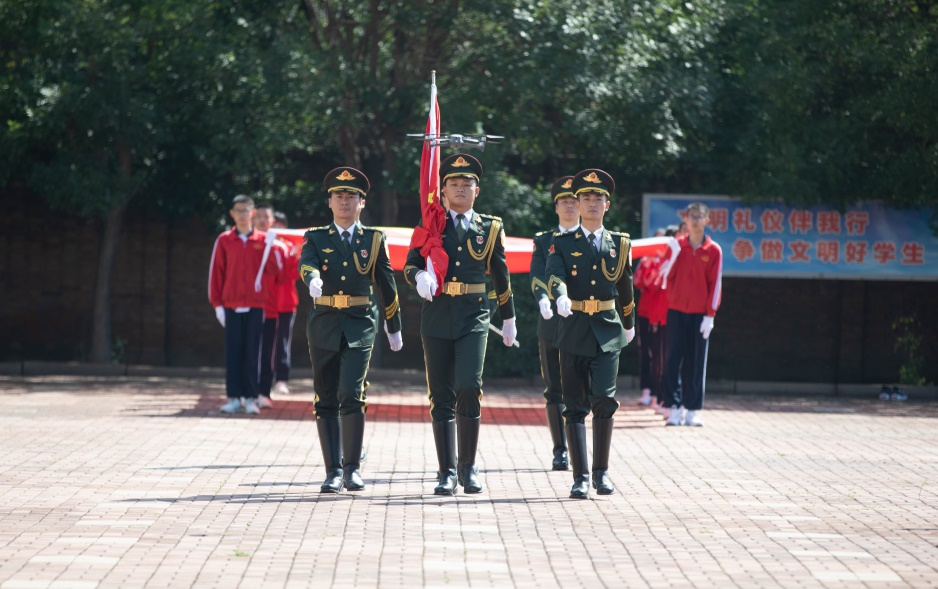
[
  {"left": 545, "top": 168, "right": 635, "bottom": 499},
  {"left": 530, "top": 175, "right": 580, "bottom": 471},
  {"left": 300, "top": 166, "right": 404, "bottom": 493},
  {"left": 404, "top": 153, "right": 516, "bottom": 496}
]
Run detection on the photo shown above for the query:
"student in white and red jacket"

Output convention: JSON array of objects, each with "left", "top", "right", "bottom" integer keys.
[
  {"left": 659, "top": 202, "right": 722, "bottom": 427},
  {"left": 208, "top": 195, "right": 280, "bottom": 415}
]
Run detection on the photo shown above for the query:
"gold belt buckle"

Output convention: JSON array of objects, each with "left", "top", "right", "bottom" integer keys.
[
  {"left": 583, "top": 300, "right": 600, "bottom": 314},
  {"left": 444, "top": 282, "right": 467, "bottom": 296},
  {"left": 332, "top": 294, "right": 351, "bottom": 309}
]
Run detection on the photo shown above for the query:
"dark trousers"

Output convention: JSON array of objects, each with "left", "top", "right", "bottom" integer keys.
[
  {"left": 647, "top": 323, "right": 669, "bottom": 404},
  {"left": 665, "top": 309, "right": 709, "bottom": 411},
  {"left": 259, "top": 311, "right": 296, "bottom": 397},
  {"left": 638, "top": 316, "right": 652, "bottom": 390},
  {"left": 538, "top": 337, "right": 563, "bottom": 405},
  {"left": 559, "top": 349, "right": 620, "bottom": 423},
  {"left": 423, "top": 332, "right": 488, "bottom": 422},
  {"left": 310, "top": 337, "right": 372, "bottom": 419},
  {"left": 223, "top": 308, "right": 263, "bottom": 400}
]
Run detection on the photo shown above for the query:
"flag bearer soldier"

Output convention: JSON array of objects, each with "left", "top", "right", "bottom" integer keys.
[
  {"left": 300, "top": 167, "right": 404, "bottom": 493},
  {"left": 405, "top": 153, "right": 517, "bottom": 495},
  {"left": 530, "top": 176, "right": 580, "bottom": 471},
  {"left": 546, "top": 168, "right": 635, "bottom": 499}
]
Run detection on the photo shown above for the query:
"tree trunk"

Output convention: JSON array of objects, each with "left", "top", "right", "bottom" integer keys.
[{"left": 89, "top": 199, "right": 129, "bottom": 363}]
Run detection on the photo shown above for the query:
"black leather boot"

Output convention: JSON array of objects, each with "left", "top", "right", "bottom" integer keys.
[
  {"left": 546, "top": 404, "right": 569, "bottom": 471},
  {"left": 565, "top": 422, "right": 589, "bottom": 499},
  {"left": 591, "top": 417, "right": 615, "bottom": 495},
  {"left": 456, "top": 414, "right": 483, "bottom": 494},
  {"left": 432, "top": 420, "right": 457, "bottom": 495},
  {"left": 317, "top": 417, "right": 343, "bottom": 493},
  {"left": 341, "top": 413, "right": 365, "bottom": 491}
]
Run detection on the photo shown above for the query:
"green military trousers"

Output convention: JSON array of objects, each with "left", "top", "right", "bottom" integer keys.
[
  {"left": 559, "top": 349, "right": 621, "bottom": 423},
  {"left": 422, "top": 332, "right": 488, "bottom": 421},
  {"left": 310, "top": 338, "right": 372, "bottom": 419}
]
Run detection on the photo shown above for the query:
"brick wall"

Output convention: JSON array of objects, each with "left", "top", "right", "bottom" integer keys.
[{"left": 2, "top": 198, "right": 936, "bottom": 384}]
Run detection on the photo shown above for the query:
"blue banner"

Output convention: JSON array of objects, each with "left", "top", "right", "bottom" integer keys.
[{"left": 642, "top": 194, "right": 938, "bottom": 280}]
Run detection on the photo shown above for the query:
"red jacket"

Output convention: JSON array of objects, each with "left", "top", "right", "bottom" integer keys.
[
  {"left": 208, "top": 228, "right": 278, "bottom": 309},
  {"left": 634, "top": 255, "right": 669, "bottom": 325},
  {"left": 665, "top": 234, "right": 723, "bottom": 317},
  {"left": 263, "top": 239, "right": 301, "bottom": 318}
]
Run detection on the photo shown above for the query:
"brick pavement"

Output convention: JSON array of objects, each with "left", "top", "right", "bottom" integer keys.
[{"left": 0, "top": 374, "right": 936, "bottom": 588}]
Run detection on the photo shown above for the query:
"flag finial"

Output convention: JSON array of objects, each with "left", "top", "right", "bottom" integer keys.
[{"left": 432, "top": 70, "right": 436, "bottom": 85}]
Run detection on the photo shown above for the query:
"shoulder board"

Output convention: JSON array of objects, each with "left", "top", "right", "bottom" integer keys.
[
  {"left": 608, "top": 231, "right": 630, "bottom": 238},
  {"left": 308, "top": 225, "right": 330, "bottom": 232},
  {"left": 554, "top": 230, "right": 575, "bottom": 239},
  {"left": 477, "top": 213, "right": 502, "bottom": 221},
  {"left": 535, "top": 230, "right": 551, "bottom": 237}
]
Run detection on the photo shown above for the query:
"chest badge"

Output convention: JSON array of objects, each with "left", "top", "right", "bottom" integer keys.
[
  {"left": 360, "top": 249, "right": 369, "bottom": 258},
  {"left": 572, "top": 270, "right": 578, "bottom": 276},
  {"left": 571, "top": 252, "right": 583, "bottom": 257},
  {"left": 476, "top": 236, "right": 484, "bottom": 244},
  {"left": 323, "top": 248, "right": 334, "bottom": 253},
  {"left": 610, "top": 250, "right": 617, "bottom": 258}
]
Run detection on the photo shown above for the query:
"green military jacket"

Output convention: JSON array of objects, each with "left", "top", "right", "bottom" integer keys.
[
  {"left": 405, "top": 211, "right": 515, "bottom": 340},
  {"left": 545, "top": 227, "right": 635, "bottom": 356},
  {"left": 530, "top": 228, "right": 564, "bottom": 341},
  {"left": 300, "top": 222, "right": 402, "bottom": 352}
]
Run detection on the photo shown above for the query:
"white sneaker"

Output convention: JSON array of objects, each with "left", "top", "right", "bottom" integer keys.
[
  {"left": 665, "top": 406, "right": 684, "bottom": 426},
  {"left": 273, "top": 381, "right": 290, "bottom": 395},
  {"left": 638, "top": 390, "right": 652, "bottom": 406},
  {"left": 244, "top": 399, "right": 260, "bottom": 415},
  {"left": 219, "top": 398, "right": 242, "bottom": 414},
  {"left": 257, "top": 395, "right": 273, "bottom": 409},
  {"left": 684, "top": 410, "right": 704, "bottom": 427}
]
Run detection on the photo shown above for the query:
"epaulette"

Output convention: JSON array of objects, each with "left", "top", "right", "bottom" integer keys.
[
  {"left": 608, "top": 230, "right": 631, "bottom": 238},
  {"left": 535, "top": 230, "right": 551, "bottom": 237},
  {"left": 308, "top": 225, "right": 330, "bottom": 232},
  {"left": 477, "top": 213, "right": 503, "bottom": 221},
  {"left": 554, "top": 230, "right": 576, "bottom": 238},
  {"left": 360, "top": 225, "right": 384, "bottom": 235}
]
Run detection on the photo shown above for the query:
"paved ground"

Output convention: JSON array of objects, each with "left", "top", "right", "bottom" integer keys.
[{"left": 0, "top": 374, "right": 936, "bottom": 589}]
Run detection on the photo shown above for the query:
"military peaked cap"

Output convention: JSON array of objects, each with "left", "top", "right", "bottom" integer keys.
[
  {"left": 572, "top": 168, "right": 615, "bottom": 199},
  {"left": 324, "top": 166, "right": 370, "bottom": 196},
  {"left": 550, "top": 175, "right": 576, "bottom": 201},
  {"left": 441, "top": 153, "right": 483, "bottom": 183}
]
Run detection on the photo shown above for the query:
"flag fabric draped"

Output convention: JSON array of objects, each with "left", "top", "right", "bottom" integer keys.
[{"left": 407, "top": 76, "right": 448, "bottom": 294}]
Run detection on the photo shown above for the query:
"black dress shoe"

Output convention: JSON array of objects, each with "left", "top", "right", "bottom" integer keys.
[
  {"left": 321, "top": 468, "right": 344, "bottom": 493},
  {"left": 570, "top": 474, "right": 590, "bottom": 499},
  {"left": 552, "top": 448, "right": 569, "bottom": 471},
  {"left": 435, "top": 470, "right": 457, "bottom": 495},
  {"left": 592, "top": 470, "right": 615, "bottom": 495}
]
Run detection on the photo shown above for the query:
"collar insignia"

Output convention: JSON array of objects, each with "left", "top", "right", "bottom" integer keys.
[
  {"left": 452, "top": 157, "right": 471, "bottom": 168},
  {"left": 336, "top": 170, "right": 356, "bottom": 181}
]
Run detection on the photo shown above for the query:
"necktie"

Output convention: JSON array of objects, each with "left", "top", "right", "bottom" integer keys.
[
  {"left": 455, "top": 213, "right": 466, "bottom": 241},
  {"left": 588, "top": 233, "right": 597, "bottom": 253},
  {"left": 341, "top": 230, "right": 351, "bottom": 255}
]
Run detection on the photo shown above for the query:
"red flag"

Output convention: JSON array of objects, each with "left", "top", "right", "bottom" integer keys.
[{"left": 407, "top": 74, "right": 448, "bottom": 293}]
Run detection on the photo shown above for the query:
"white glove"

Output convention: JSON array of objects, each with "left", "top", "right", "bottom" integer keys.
[
  {"left": 556, "top": 295, "right": 572, "bottom": 317},
  {"left": 387, "top": 331, "right": 403, "bottom": 351},
  {"left": 700, "top": 316, "right": 714, "bottom": 339},
  {"left": 214, "top": 306, "right": 225, "bottom": 327},
  {"left": 659, "top": 237, "right": 680, "bottom": 289},
  {"left": 308, "top": 277, "right": 323, "bottom": 298},
  {"left": 625, "top": 327, "right": 635, "bottom": 344},
  {"left": 416, "top": 271, "right": 437, "bottom": 302},
  {"left": 538, "top": 298, "right": 554, "bottom": 320},
  {"left": 501, "top": 317, "right": 517, "bottom": 347},
  {"left": 384, "top": 321, "right": 403, "bottom": 351}
]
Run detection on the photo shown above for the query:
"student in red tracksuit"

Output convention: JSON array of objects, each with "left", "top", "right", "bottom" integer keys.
[
  {"left": 208, "top": 195, "right": 280, "bottom": 415},
  {"left": 660, "top": 202, "right": 722, "bottom": 427},
  {"left": 267, "top": 212, "right": 301, "bottom": 398},
  {"left": 634, "top": 227, "right": 673, "bottom": 414}
]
